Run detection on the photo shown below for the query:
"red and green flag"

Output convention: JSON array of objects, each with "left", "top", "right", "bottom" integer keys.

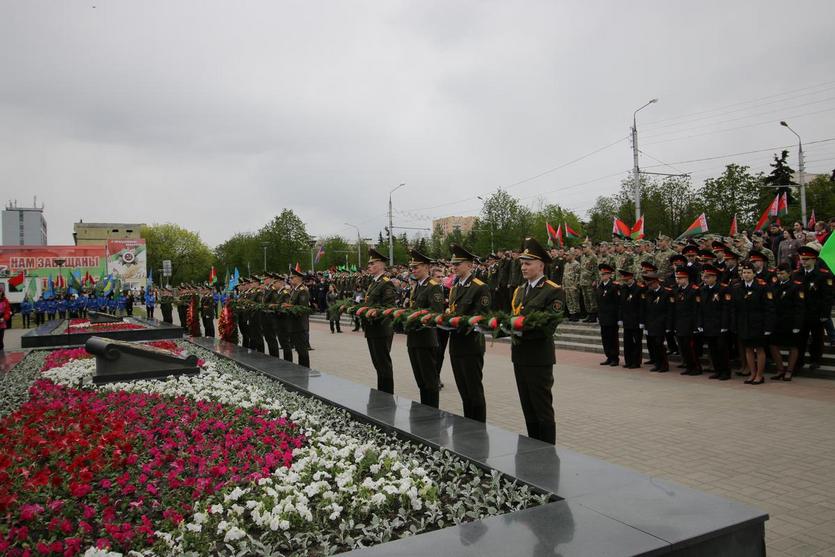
[
  {"left": 295, "top": 262, "right": 302, "bottom": 274},
  {"left": 677, "top": 213, "right": 709, "bottom": 239},
  {"left": 209, "top": 266, "right": 218, "bottom": 286},
  {"left": 545, "top": 222, "right": 562, "bottom": 247},
  {"left": 8, "top": 271, "right": 25, "bottom": 292},
  {"left": 630, "top": 215, "right": 645, "bottom": 240},
  {"left": 778, "top": 192, "right": 789, "bottom": 216},
  {"left": 564, "top": 222, "right": 579, "bottom": 239},
  {"left": 755, "top": 196, "right": 780, "bottom": 232},
  {"left": 808, "top": 210, "right": 816, "bottom": 230},
  {"left": 821, "top": 233, "right": 835, "bottom": 274},
  {"left": 612, "top": 217, "right": 631, "bottom": 238},
  {"left": 729, "top": 214, "right": 738, "bottom": 237}
]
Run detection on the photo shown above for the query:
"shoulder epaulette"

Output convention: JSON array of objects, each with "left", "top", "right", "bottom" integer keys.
[
  {"left": 472, "top": 278, "right": 485, "bottom": 286},
  {"left": 821, "top": 268, "right": 832, "bottom": 274},
  {"left": 756, "top": 278, "right": 766, "bottom": 285},
  {"left": 429, "top": 278, "right": 439, "bottom": 286},
  {"left": 382, "top": 276, "right": 391, "bottom": 282},
  {"left": 664, "top": 287, "right": 673, "bottom": 292},
  {"left": 545, "top": 280, "right": 560, "bottom": 288}
]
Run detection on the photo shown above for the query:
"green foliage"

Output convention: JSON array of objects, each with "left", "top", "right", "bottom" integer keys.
[
  {"left": 213, "top": 210, "right": 310, "bottom": 275},
  {"left": 141, "top": 223, "right": 214, "bottom": 285},
  {"left": 699, "top": 164, "right": 763, "bottom": 232}
]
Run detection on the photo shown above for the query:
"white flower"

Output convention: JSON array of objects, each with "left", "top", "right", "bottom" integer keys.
[
  {"left": 223, "top": 526, "right": 246, "bottom": 542},
  {"left": 209, "top": 504, "right": 224, "bottom": 515},
  {"left": 185, "top": 522, "right": 202, "bottom": 533}
]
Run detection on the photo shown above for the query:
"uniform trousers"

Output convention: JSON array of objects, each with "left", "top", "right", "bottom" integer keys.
[
  {"left": 600, "top": 325, "right": 619, "bottom": 362},
  {"left": 513, "top": 364, "right": 556, "bottom": 444},
  {"left": 623, "top": 327, "right": 643, "bottom": 367},
  {"left": 450, "top": 352, "right": 486, "bottom": 422},
  {"left": 407, "top": 346, "right": 439, "bottom": 408},
  {"left": 291, "top": 331, "right": 310, "bottom": 367},
  {"left": 646, "top": 335, "right": 669, "bottom": 370},
  {"left": 367, "top": 335, "right": 394, "bottom": 393}
]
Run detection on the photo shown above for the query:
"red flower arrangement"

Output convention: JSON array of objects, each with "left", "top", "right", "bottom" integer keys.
[
  {"left": 0, "top": 380, "right": 304, "bottom": 555},
  {"left": 41, "top": 341, "right": 190, "bottom": 373},
  {"left": 66, "top": 322, "right": 146, "bottom": 334}
]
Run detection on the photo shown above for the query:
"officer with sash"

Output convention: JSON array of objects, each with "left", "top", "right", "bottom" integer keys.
[
  {"left": 363, "top": 248, "right": 397, "bottom": 393},
  {"left": 287, "top": 268, "right": 311, "bottom": 367},
  {"left": 447, "top": 244, "right": 491, "bottom": 422},
  {"left": 510, "top": 237, "right": 564, "bottom": 444},
  {"left": 406, "top": 249, "right": 445, "bottom": 408}
]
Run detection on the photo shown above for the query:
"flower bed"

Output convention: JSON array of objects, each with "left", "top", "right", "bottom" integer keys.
[
  {"left": 1, "top": 342, "right": 550, "bottom": 556},
  {"left": 66, "top": 320, "right": 146, "bottom": 334}
]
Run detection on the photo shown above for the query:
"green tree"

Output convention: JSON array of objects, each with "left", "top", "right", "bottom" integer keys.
[
  {"left": 257, "top": 209, "right": 311, "bottom": 272},
  {"left": 803, "top": 175, "right": 835, "bottom": 226},
  {"left": 214, "top": 232, "right": 261, "bottom": 278},
  {"left": 764, "top": 150, "right": 797, "bottom": 205},
  {"left": 699, "top": 164, "right": 763, "bottom": 233},
  {"left": 479, "top": 189, "right": 533, "bottom": 250},
  {"left": 585, "top": 196, "right": 619, "bottom": 242},
  {"left": 142, "top": 223, "right": 213, "bottom": 285}
]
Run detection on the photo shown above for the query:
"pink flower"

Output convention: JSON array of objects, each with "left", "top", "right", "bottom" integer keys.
[
  {"left": 70, "top": 483, "right": 92, "bottom": 498},
  {"left": 19, "top": 504, "right": 43, "bottom": 521}
]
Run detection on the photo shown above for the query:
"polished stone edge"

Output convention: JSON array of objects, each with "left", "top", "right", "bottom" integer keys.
[
  {"left": 21, "top": 318, "right": 184, "bottom": 348},
  {"left": 189, "top": 337, "right": 769, "bottom": 556}
]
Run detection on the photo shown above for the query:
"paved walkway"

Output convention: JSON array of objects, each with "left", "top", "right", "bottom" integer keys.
[{"left": 6, "top": 320, "right": 835, "bottom": 556}]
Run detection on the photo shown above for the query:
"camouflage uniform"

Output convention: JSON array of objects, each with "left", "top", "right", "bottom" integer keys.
[
  {"left": 562, "top": 258, "right": 582, "bottom": 316},
  {"left": 654, "top": 247, "right": 676, "bottom": 281},
  {"left": 579, "top": 251, "right": 599, "bottom": 314}
]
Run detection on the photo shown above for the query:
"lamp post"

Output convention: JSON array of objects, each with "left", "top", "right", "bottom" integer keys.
[
  {"left": 476, "top": 196, "right": 495, "bottom": 253},
  {"left": 780, "top": 120, "right": 806, "bottom": 227},
  {"left": 388, "top": 183, "right": 406, "bottom": 264},
  {"left": 632, "top": 98, "right": 658, "bottom": 222},
  {"left": 345, "top": 222, "right": 362, "bottom": 269},
  {"left": 261, "top": 242, "right": 268, "bottom": 272}
]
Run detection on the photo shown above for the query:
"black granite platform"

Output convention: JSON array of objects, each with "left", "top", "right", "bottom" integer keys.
[
  {"left": 190, "top": 337, "right": 768, "bottom": 556},
  {"left": 21, "top": 318, "right": 184, "bottom": 348}
]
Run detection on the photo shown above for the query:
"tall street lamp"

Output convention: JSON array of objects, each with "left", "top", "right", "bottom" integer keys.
[
  {"left": 261, "top": 242, "right": 269, "bottom": 272},
  {"left": 476, "top": 196, "right": 495, "bottom": 253},
  {"left": 780, "top": 120, "right": 806, "bottom": 227},
  {"left": 388, "top": 183, "right": 406, "bottom": 264},
  {"left": 344, "top": 222, "right": 362, "bottom": 269},
  {"left": 632, "top": 98, "right": 658, "bottom": 222}
]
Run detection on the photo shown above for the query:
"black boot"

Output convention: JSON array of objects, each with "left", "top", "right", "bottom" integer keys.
[
  {"left": 421, "top": 389, "right": 439, "bottom": 409},
  {"left": 525, "top": 421, "right": 540, "bottom": 440},
  {"left": 537, "top": 421, "right": 556, "bottom": 444}
]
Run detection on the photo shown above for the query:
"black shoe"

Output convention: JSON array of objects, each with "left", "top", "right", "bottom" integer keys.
[
  {"left": 735, "top": 371, "right": 751, "bottom": 377},
  {"left": 718, "top": 374, "right": 730, "bottom": 381},
  {"left": 439, "top": 381, "right": 444, "bottom": 389},
  {"left": 771, "top": 373, "right": 786, "bottom": 381},
  {"left": 751, "top": 379, "right": 764, "bottom": 385},
  {"left": 649, "top": 366, "right": 660, "bottom": 372},
  {"left": 337, "top": 330, "right": 342, "bottom": 333},
  {"left": 628, "top": 364, "right": 641, "bottom": 369},
  {"left": 600, "top": 360, "right": 613, "bottom": 365},
  {"left": 608, "top": 361, "right": 619, "bottom": 367},
  {"left": 744, "top": 378, "right": 755, "bottom": 384},
  {"left": 658, "top": 368, "right": 669, "bottom": 373},
  {"left": 708, "top": 373, "right": 721, "bottom": 379},
  {"left": 676, "top": 364, "right": 687, "bottom": 369},
  {"left": 680, "top": 370, "right": 690, "bottom": 375},
  {"left": 584, "top": 316, "right": 597, "bottom": 323},
  {"left": 644, "top": 360, "right": 656, "bottom": 365}
]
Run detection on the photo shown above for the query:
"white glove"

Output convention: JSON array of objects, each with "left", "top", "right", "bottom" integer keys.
[
  {"left": 821, "top": 318, "right": 829, "bottom": 322},
  {"left": 696, "top": 327, "right": 703, "bottom": 333},
  {"left": 764, "top": 331, "right": 772, "bottom": 336},
  {"left": 792, "top": 329, "right": 800, "bottom": 333},
  {"left": 617, "top": 320, "right": 623, "bottom": 326},
  {"left": 721, "top": 328, "right": 728, "bottom": 333},
  {"left": 639, "top": 324, "right": 645, "bottom": 330}
]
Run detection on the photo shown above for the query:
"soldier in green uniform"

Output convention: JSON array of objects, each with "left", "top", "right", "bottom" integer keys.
[
  {"left": 447, "top": 244, "right": 491, "bottom": 422},
  {"left": 580, "top": 241, "right": 599, "bottom": 322},
  {"left": 159, "top": 287, "right": 174, "bottom": 324},
  {"left": 654, "top": 235, "right": 676, "bottom": 282},
  {"left": 562, "top": 249, "right": 581, "bottom": 321},
  {"left": 176, "top": 285, "right": 189, "bottom": 331},
  {"left": 249, "top": 276, "right": 265, "bottom": 353},
  {"left": 260, "top": 274, "right": 280, "bottom": 357},
  {"left": 273, "top": 274, "right": 294, "bottom": 362},
  {"left": 406, "top": 249, "right": 445, "bottom": 408},
  {"left": 200, "top": 285, "right": 216, "bottom": 337},
  {"left": 235, "top": 279, "right": 250, "bottom": 348},
  {"left": 510, "top": 237, "right": 564, "bottom": 444},
  {"left": 287, "top": 268, "right": 310, "bottom": 367},
  {"left": 363, "top": 248, "right": 398, "bottom": 393}
]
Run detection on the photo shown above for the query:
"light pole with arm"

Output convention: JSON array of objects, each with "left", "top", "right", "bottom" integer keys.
[
  {"left": 345, "top": 223, "right": 362, "bottom": 269},
  {"left": 388, "top": 183, "right": 406, "bottom": 264},
  {"left": 780, "top": 120, "right": 806, "bottom": 227},
  {"left": 632, "top": 98, "right": 658, "bottom": 222}
]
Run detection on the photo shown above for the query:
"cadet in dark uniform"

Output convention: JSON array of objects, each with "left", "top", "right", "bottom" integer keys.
[
  {"left": 642, "top": 271, "right": 671, "bottom": 372},
  {"left": 733, "top": 263, "right": 776, "bottom": 384},
  {"left": 448, "top": 244, "right": 491, "bottom": 422},
  {"left": 288, "top": 268, "right": 311, "bottom": 368},
  {"left": 672, "top": 267, "right": 702, "bottom": 375},
  {"left": 406, "top": 249, "right": 444, "bottom": 408},
  {"left": 617, "top": 268, "right": 645, "bottom": 369},
  {"left": 700, "top": 264, "right": 731, "bottom": 380},
  {"left": 596, "top": 263, "right": 620, "bottom": 366},
  {"left": 770, "top": 263, "right": 805, "bottom": 381},
  {"left": 510, "top": 237, "right": 564, "bottom": 444},
  {"left": 176, "top": 287, "right": 189, "bottom": 331},
  {"left": 793, "top": 245, "right": 833, "bottom": 373},
  {"left": 363, "top": 248, "right": 398, "bottom": 394},
  {"left": 249, "top": 277, "right": 265, "bottom": 353}
]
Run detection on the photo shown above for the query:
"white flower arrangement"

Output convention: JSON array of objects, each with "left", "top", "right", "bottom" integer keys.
[{"left": 22, "top": 341, "right": 551, "bottom": 556}]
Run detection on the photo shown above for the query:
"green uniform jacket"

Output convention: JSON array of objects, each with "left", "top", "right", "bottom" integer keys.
[
  {"left": 288, "top": 285, "right": 310, "bottom": 333},
  {"left": 510, "top": 278, "right": 563, "bottom": 366},
  {"left": 364, "top": 276, "right": 397, "bottom": 338},
  {"left": 448, "top": 276, "right": 491, "bottom": 357},
  {"left": 407, "top": 278, "right": 445, "bottom": 348}
]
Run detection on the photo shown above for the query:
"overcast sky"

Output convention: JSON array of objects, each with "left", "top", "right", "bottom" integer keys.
[{"left": 2, "top": 0, "right": 834, "bottom": 247}]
